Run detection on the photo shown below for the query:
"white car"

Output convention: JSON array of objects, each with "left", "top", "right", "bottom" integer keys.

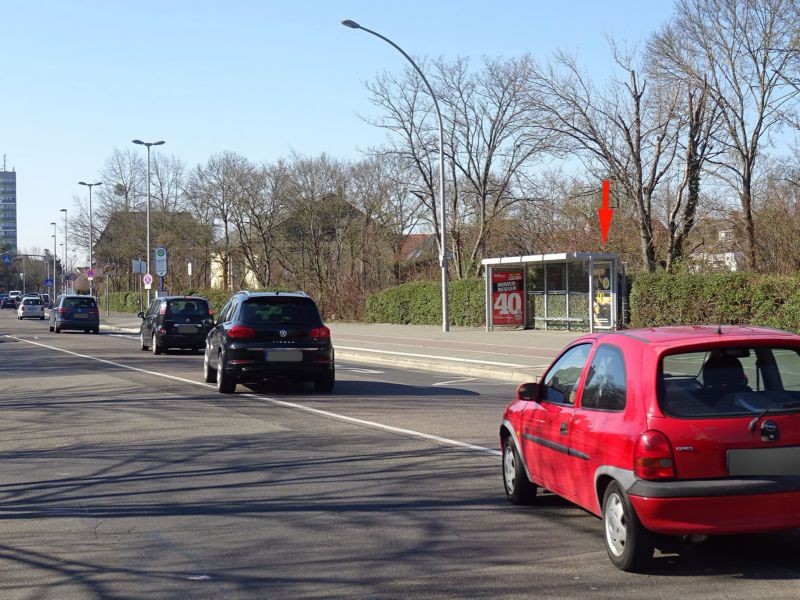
[{"left": 17, "top": 297, "right": 45, "bottom": 320}]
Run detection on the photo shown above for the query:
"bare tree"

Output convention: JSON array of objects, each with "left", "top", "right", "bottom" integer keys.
[
  {"left": 529, "top": 45, "right": 681, "bottom": 272},
  {"left": 651, "top": 0, "right": 800, "bottom": 270}
]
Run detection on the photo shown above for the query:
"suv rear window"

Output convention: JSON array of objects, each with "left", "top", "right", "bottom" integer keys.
[
  {"left": 660, "top": 346, "right": 800, "bottom": 418},
  {"left": 64, "top": 297, "right": 97, "bottom": 309},
  {"left": 166, "top": 299, "right": 209, "bottom": 316},
  {"left": 240, "top": 297, "right": 322, "bottom": 327}
]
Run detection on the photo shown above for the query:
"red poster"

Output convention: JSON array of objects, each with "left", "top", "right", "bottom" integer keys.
[{"left": 491, "top": 269, "right": 524, "bottom": 326}]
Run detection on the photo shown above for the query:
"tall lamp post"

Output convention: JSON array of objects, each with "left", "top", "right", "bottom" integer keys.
[
  {"left": 342, "top": 19, "right": 449, "bottom": 331},
  {"left": 60, "top": 208, "right": 68, "bottom": 293},
  {"left": 78, "top": 181, "right": 102, "bottom": 296},
  {"left": 50, "top": 222, "right": 57, "bottom": 299},
  {"left": 132, "top": 139, "right": 165, "bottom": 306}
]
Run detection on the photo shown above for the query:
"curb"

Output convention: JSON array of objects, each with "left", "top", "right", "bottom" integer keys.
[{"left": 99, "top": 322, "right": 535, "bottom": 384}]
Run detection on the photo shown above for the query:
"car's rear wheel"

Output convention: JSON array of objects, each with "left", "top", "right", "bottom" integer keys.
[
  {"left": 216, "top": 353, "right": 235, "bottom": 393},
  {"left": 203, "top": 350, "right": 217, "bottom": 383},
  {"left": 152, "top": 333, "right": 163, "bottom": 355},
  {"left": 313, "top": 370, "right": 335, "bottom": 393},
  {"left": 140, "top": 332, "right": 149, "bottom": 351},
  {"left": 40, "top": 315, "right": 45, "bottom": 320},
  {"left": 49, "top": 323, "right": 54, "bottom": 332},
  {"left": 603, "top": 481, "right": 654, "bottom": 572},
  {"left": 54, "top": 323, "right": 61, "bottom": 333},
  {"left": 502, "top": 435, "right": 537, "bottom": 505}
]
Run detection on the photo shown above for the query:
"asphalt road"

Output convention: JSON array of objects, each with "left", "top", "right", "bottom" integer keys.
[{"left": 2, "top": 312, "right": 800, "bottom": 599}]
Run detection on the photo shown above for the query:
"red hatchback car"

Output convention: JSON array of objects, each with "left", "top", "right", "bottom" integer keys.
[{"left": 500, "top": 326, "right": 800, "bottom": 572}]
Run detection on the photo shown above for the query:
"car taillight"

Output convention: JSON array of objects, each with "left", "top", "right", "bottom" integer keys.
[
  {"left": 310, "top": 326, "right": 330, "bottom": 339},
  {"left": 227, "top": 325, "right": 256, "bottom": 340},
  {"left": 159, "top": 305, "right": 167, "bottom": 315},
  {"left": 57, "top": 308, "right": 67, "bottom": 314},
  {"left": 634, "top": 430, "right": 676, "bottom": 480}
]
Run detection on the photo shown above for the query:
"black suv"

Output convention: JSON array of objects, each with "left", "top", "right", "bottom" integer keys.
[
  {"left": 49, "top": 295, "right": 100, "bottom": 333},
  {"left": 138, "top": 295, "right": 214, "bottom": 354},
  {"left": 203, "top": 291, "right": 334, "bottom": 394}
]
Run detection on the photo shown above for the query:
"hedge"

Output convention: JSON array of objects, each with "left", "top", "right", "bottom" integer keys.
[
  {"left": 364, "top": 279, "right": 485, "bottom": 326},
  {"left": 629, "top": 272, "right": 800, "bottom": 333}
]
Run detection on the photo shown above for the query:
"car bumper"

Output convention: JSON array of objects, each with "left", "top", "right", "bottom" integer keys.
[
  {"left": 629, "top": 476, "right": 800, "bottom": 535},
  {"left": 222, "top": 345, "right": 334, "bottom": 383},
  {"left": 157, "top": 332, "right": 208, "bottom": 348},
  {"left": 55, "top": 318, "right": 99, "bottom": 330}
]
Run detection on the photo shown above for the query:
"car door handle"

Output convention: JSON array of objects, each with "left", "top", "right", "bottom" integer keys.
[{"left": 560, "top": 423, "right": 568, "bottom": 435}]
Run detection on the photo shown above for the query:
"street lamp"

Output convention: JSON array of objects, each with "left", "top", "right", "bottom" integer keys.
[
  {"left": 50, "top": 222, "right": 57, "bottom": 298},
  {"left": 78, "top": 181, "right": 102, "bottom": 296},
  {"left": 60, "top": 208, "right": 67, "bottom": 293},
  {"left": 342, "top": 19, "right": 449, "bottom": 331},
  {"left": 132, "top": 139, "right": 165, "bottom": 305}
]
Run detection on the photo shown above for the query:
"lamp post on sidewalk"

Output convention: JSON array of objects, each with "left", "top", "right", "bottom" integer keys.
[
  {"left": 79, "top": 181, "right": 102, "bottom": 296},
  {"left": 341, "top": 19, "right": 449, "bottom": 332},
  {"left": 50, "top": 222, "right": 57, "bottom": 300},
  {"left": 132, "top": 139, "right": 165, "bottom": 306},
  {"left": 60, "top": 208, "right": 67, "bottom": 293}
]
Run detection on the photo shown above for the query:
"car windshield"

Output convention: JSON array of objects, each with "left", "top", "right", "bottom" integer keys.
[
  {"left": 659, "top": 346, "right": 800, "bottom": 418},
  {"left": 240, "top": 297, "right": 322, "bottom": 327}
]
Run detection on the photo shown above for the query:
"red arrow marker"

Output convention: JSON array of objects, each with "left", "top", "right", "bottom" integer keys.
[{"left": 598, "top": 179, "right": 614, "bottom": 245}]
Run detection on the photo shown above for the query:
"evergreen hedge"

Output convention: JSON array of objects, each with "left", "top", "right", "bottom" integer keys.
[
  {"left": 364, "top": 279, "right": 486, "bottom": 326},
  {"left": 629, "top": 272, "right": 800, "bottom": 332}
]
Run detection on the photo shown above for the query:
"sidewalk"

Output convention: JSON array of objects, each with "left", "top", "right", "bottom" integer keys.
[{"left": 99, "top": 312, "right": 583, "bottom": 383}]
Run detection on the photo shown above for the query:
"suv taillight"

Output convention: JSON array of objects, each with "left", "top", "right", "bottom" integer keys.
[
  {"left": 227, "top": 325, "right": 256, "bottom": 340},
  {"left": 634, "top": 430, "right": 676, "bottom": 480},
  {"left": 310, "top": 326, "right": 330, "bottom": 339}
]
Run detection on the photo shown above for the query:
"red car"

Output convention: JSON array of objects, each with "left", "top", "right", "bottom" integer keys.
[{"left": 500, "top": 326, "right": 800, "bottom": 572}]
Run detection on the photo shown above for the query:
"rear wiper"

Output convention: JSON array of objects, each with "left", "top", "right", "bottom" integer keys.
[{"left": 748, "top": 401, "right": 800, "bottom": 432}]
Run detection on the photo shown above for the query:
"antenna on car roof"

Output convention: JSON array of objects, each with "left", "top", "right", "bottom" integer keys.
[{"left": 716, "top": 324, "right": 722, "bottom": 335}]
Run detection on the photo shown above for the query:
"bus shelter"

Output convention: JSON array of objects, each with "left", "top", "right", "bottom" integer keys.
[{"left": 481, "top": 253, "right": 618, "bottom": 333}]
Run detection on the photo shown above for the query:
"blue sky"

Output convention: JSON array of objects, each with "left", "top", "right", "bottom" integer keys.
[{"left": 3, "top": 0, "right": 675, "bottom": 258}]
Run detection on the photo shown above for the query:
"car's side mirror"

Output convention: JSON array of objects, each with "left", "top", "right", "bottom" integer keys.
[
  {"left": 137, "top": 311, "right": 145, "bottom": 319},
  {"left": 203, "top": 318, "right": 214, "bottom": 327},
  {"left": 517, "top": 382, "right": 540, "bottom": 401}
]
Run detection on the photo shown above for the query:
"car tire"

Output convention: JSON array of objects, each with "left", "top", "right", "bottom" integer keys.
[
  {"left": 152, "top": 333, "right": 163, "bottom": 355},
  {"left": 203, "top": 350, "right": 217, "bottom": 383},
  {"left": 502, "top": 435, "right": 537, "bottom": 505},
  {"left": 140, "top": 332, "right": 149, "bottom": 351},
  {"left": 55, "top": 323, "right": 61, "bottom": 333},
  {"left": 313, "top": 371, "right": 335, "bottom": 393},
  {"left": 602, "top": 481, "right": 654, "bottom": 572},
  {"left": 40, "top": 315, "right": 45, "bottom": 320},
  {"left": 49, "top": 323, "right": 54, "bottom": 332},
  {"left": 216, "top": 353, "right": 235, "bottom": 394}
]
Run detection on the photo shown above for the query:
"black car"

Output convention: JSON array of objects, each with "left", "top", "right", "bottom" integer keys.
[
  {"left": 138, "top": 295, "right": 213, "bottom": 354},
  {"left": 0, "top": 295, "right": 15, "bottom": 309},
  {"left": 203, "top": 291, "right": 334, "bottom": 394},
  {"left": 49, "top": 295, "right": 100, "bottom": 333}
]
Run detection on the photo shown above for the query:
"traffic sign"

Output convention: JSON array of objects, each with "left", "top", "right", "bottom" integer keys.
[
  {"left": 2, "top": 254, "right": 10, "bottom": 264},
  {"left": 143, "top": 273, "right": 153, "bottom": 290},
  {"left": 87, "top": 269, "right": 95, "bottom": 281},
  {"left": 155, "top": 247, "right": 168, "bottom": 277},
  {"left": 45, "top": 278, "right": 53, "bottom": 287}
]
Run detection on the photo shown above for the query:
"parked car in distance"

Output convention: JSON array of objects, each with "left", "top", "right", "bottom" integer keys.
[
  {"left": 500, "top": 326, "right": 800, "bottom": 572},
  {"left": 0, "top": 294, "right": 14, "bottom": 309},
  {"left": 40, "top": 293, "right": 51, "bottom": 307},
  {"left": 203, "top": 291, "right": 334, "bottom": 394},
  {"left": 49, "top": 295, "right": 100, "bottom": 333},
  {"left": 138, "top": 295, "right": 214, "bottom": 354},
  {"left": 17, "top": 296, "right": 45, "bottom": 320}
]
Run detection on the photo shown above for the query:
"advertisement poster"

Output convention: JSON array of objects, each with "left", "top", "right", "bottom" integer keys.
[
  {"left": 491, "top": 268, "right": 525, "bottom": 326},
  {"left": 592, "top": 262, "right": 613, "bottom": 329}
]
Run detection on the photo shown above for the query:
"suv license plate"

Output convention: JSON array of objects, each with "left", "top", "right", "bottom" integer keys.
[{"left": 265, "top": 350, "right": 302, "bottom": 362}]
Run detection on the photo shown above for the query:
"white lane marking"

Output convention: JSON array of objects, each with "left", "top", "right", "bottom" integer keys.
[
  {"left": 345, "top": 368, "right": 385, "bottom": 374},
  {"left": 433, "top": 377, "right": 477, "bottom": 387},
  {"left": 6, "top": 335, "right": 501, "bottom": 458},
  {"left": 337, "top": 345, "right": 530, "bottom": 368}
]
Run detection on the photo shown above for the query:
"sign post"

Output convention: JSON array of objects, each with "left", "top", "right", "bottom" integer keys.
[{"left": 155, "top": 246, "right": 168, "bottom": 292}]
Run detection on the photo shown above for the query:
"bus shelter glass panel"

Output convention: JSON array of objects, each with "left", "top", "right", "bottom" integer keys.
[{"left": 592, "top": 261, "right": 614, "bottom": 329}]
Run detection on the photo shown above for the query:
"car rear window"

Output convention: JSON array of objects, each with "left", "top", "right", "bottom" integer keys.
[
  {"left": 64, "top": 297, "right": 97, "bottom": 309},
  {"left": 660, "top": 346, "right": 800, "bottom": 418},
  {"left": 240, "top": 297, "right": 322, "bottom": 327},
  {"left": 23, "top": 298, "right": 42, "bottom": 305},
  {"left": 166, "top": 299, "right": 209, "bottom": 316}
]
